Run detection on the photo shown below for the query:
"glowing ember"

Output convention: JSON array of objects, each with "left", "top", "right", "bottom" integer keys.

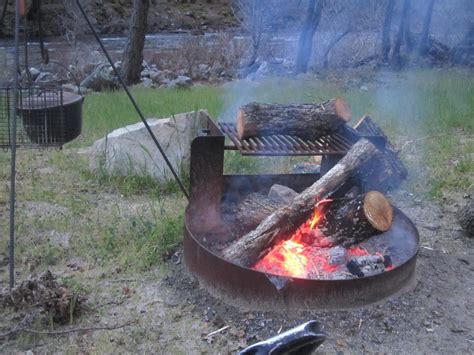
[
  {"left": 254, "top": 239, "right": 308, "bottom": 278},
  {"left": 253, "top": 199, "right": 391, "bottom": 280}
]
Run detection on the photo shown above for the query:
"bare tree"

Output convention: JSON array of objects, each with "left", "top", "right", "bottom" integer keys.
[
  {"left": 419, "top": 0, "right": 436, "bottom": 56},
  {"left": 232, "top": 0, "right": 269, "bottom": 66},
  {"left": 323, "top": 28, "right": 350, "bottom": 69},
  {"left": 122, "top": 0, "right": 150, "bottom": 85},
  {"left": 295, "top": 0, "right": 324, "bottom": 74},
  {"left": 381, "top": 0, "right": 395, "bottom": 62},
  {"left": 392, "top": 0, "right": 411, "bottom": 65}
]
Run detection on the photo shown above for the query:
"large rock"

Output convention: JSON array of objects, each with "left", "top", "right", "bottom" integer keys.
[{"left": 90, "top": 110, "right": 209, "bottom": 180}]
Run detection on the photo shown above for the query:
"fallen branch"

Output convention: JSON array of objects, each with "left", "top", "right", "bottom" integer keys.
[
  {"left": 205, "top": 325, "right": 231, "bottom": 338},
  {"left": 0, "top": 320, "right": 136, "bottom": 339},
  {"left": 400, "top": 133, "right": 450, "bottom": 150}
]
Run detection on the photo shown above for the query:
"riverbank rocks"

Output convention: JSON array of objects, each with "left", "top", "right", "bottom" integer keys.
[
  {"left": 90, "top": 110, "right": 209, "bottom": 180},
  {"left": 166, "top": 75, "right": 193, "bottom": 89},
  {"left": 80, "top": 64, "right": 119, "bottom": 91}
]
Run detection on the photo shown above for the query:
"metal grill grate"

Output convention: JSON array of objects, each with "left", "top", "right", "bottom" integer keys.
[
  {"left": 0, "top": 83, "right": 66, "bottom": 148},
  {"left": 218, "top": 122, "right": 356, "bottom": 156}
]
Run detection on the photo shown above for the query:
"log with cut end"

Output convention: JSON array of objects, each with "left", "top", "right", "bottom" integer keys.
[
  {"left": 318, "top": 191, "right": 394, "bottom": 247},
  {"left": 222, "top": 138, "right": 379, "bottom": 267},
  {"left": 354, "top": 115, "right": 407, "bottom": 191},
  {"left": 236, "top": 97, "right": 352, "bottom": 140}
]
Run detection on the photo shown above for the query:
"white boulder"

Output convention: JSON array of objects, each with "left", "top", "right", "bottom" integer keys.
[{"left": 90, "top": 110, "right": 209, "bottom": 180}]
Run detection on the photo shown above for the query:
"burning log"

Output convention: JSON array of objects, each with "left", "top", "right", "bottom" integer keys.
[
  {"left": 318, "top": 191, "right": 394, "bottom": 247},
  {"left": 222, "top": 138, "right": 379, "bottom": 267},
  {"left": 354, "top": 115, "right": 407, "bottom": 191},
  {"left": 236, "top": 97, "right": 352, "bottom": 140}
]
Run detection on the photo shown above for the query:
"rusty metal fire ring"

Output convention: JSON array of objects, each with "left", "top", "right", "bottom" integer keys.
[{"left": 184, "top": 203, "right": 419, "bottom": 311}]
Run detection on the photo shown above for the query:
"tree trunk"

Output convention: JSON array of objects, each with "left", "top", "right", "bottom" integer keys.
[
  {"left": 222, "top": 138, "right": 379, "bottom": 267},
  {"left": 295, "top": 0, "right": 324, "bottom": 74},
  {"left": 353, "top": 115, "right": 407, "bottom": 191},
  {"left": 318, "top": 191, "right": 394, "bottom": 247},
  {"left": 121, "top": 0, "right": 150, "bottom": 85},
  {"left": 392, "top": 0, "right": 411, "bottom": 66},
  {"left": 323, "top": 29, "right": 351, "bottom": 69},
  {"left": 382, "top": 0, "right": 395, "bottom": 62},
  {"left": 236, "top": 97, "right": 352, "bottom": 140},
  {"left": 404, "top": 1, "right": 414, "bottom": 54},
  {"left": 0, "top": 0, "right": 8, "bottom": 31},
  {"left": 419, "top": 0, "right": 436, "bottom": 56}
]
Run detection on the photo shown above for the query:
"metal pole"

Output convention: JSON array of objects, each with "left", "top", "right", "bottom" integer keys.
[
  {"left": 75, "top": 0, "right": 189, "bottom": 200},
  {"left": 9, "top": 0, "right": 21, "bottom": 289}
]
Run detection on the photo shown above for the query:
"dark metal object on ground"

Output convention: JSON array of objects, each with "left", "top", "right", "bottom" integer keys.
[
  {"left": 239, "top": 320, "right": 327, "bottom": 355},
  {"left": 184, "top": 116, "right": 420, "bottom": 309}
]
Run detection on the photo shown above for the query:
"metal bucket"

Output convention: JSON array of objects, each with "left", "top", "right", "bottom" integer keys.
[{"left": 20, "top": 89, "right": 83, "bottom": 145}]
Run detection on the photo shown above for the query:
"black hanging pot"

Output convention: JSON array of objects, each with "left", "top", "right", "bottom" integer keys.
[{"left": 20, "top": 89, "right": 84, "bottom": 145}]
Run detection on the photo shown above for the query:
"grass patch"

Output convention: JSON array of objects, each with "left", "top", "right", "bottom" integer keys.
[
  {"left": 72, "top": 198, "right": 185, "bottom": 271},
  {"left": 74, "top": 86, "right": 224, "bottom": 146}
]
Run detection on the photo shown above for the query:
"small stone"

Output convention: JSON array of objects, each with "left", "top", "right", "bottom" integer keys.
[{"left": 166, "top": 75, "right": 193, "bottom": 89}]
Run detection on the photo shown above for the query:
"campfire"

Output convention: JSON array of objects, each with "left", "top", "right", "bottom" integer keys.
[
  {"left": 253, "top": 193, "right": 395, "bottom": 280},
  {"left": 183, "top": 97, "right": 419, "bottom": 309}
]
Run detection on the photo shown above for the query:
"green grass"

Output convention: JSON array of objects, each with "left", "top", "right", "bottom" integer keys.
[{"left": 74, "top": 86, "right": 224, "bottom": 147}]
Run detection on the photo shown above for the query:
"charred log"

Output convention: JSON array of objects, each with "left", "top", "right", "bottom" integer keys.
[
  {"left": 222, "top": 138, "right": 379, "bottom": 267},
  {"left": 236, "top": 97, "right": 352, "bottom": 140},
  {"left": 236, "top": 185, "right": 298, "bottom": 234},
  {"left": 318, "top": 191, "right": 394, "bottom": 247},
  {"left": 347, "top": 254, "right": 391, "bottom": 278},
  {"left": 354, "top": 115, "right": 407, "bottom": 192},
  {"left": 235, "top": 193, "right": 282, "bottom": 235}
]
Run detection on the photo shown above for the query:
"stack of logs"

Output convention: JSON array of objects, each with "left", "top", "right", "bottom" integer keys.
[{"left": 223, "top": 97, "right": 408, "bottom": 270}]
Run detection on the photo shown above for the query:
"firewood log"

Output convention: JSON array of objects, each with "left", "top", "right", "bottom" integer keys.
[
  {"left": 318, "top": 191, "right": 393, "bottom": 247},
  {"left": 222, "top": 138, "right": 379, "bottom": 267},
  {"left": 235, "top": 193, "right": 282, "bottom": 235},
  {"left": 236, "top": 186, "right": 298, "bottom": 234},
  {"left": 236, "top": 97, "right": 352, "bottom": 140},
  {"left": 354, "top": 115, "right": 407, "bottom": 191}
]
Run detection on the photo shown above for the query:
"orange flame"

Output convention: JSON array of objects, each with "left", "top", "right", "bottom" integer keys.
[
  {"left": 309, "top": 209, "right": 321, "bottom": 229},
  {"left": 254, "top": 239, "right": 308, "bottom": 278}
]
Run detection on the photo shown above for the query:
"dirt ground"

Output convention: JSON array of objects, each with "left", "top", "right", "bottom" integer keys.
[{"left": 1, "top": 184, "right": 473, "bottom": 354}]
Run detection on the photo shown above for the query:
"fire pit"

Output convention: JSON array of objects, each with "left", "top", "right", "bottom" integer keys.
[{"left": 184, "top": 115, "right": 419, "bottom": 310}]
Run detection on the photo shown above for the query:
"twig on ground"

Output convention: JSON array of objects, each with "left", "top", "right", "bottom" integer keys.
[
  {"left": 90, "top": 298, "right": 128, "bottom": 310},
  {"left": 205, "top": 325, "right": 230, "bottom": 338},
  {"left": 0, "top": 320, "right": 136, "bottom": 339},
  {"left": 400, "top": 134, "right": 449, "bottom": 150}
]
